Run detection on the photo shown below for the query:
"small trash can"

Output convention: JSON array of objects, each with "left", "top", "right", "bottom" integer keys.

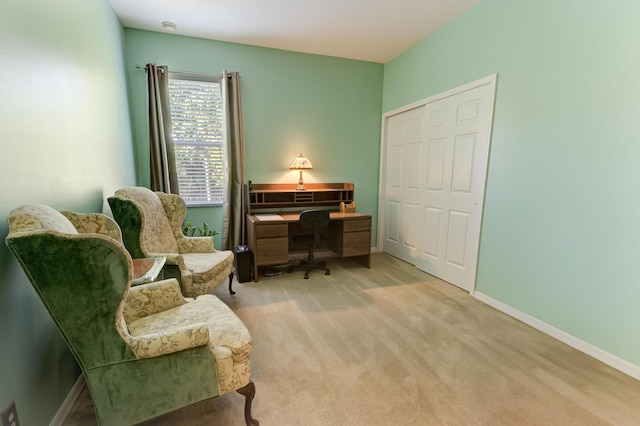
[{"left": 234, "top": 245, "right": 253, "bottom": 283}]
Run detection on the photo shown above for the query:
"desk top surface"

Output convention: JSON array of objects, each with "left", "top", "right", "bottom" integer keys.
[{"left": 248, "top": 211, "right": 370, "bottom": 223}]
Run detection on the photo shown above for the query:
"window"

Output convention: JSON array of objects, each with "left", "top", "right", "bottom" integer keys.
[{"left": 168, "top": 73, "right": 225, "bottom": 206}]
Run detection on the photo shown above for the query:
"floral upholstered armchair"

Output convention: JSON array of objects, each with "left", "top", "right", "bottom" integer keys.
[
  {"left": 108, "top": 186, "right": 236, "bottom": 297},
  {"left": 5, "top": 204, "right": 258, "bottom": 426}
]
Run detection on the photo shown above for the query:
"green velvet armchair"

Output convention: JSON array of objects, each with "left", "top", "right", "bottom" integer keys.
[
  {"left": 108, "top": 187, "right": 237, "bottom": 297},
  {"left": 5, "top": 204, "right": 258, "bottom": 426}
]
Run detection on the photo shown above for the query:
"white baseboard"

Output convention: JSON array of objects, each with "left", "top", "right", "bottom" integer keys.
[
  {"left": 50, "top": 374, "right": 85, "bottom": 426},
  {"left": 473, "top": 291, "right": 640, "bottom": 381}
]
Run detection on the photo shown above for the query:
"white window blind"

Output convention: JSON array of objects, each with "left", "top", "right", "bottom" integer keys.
[{"left": 168, "top": 74, "right": 225, "bottom": 206}]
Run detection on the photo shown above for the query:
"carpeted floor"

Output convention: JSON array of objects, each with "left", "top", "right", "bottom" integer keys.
[{"left": 63, "top": 253, "right": 640, "bottom": 425}]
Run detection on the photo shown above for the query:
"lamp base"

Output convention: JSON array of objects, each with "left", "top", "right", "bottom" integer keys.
[{"left": 296, "top": 170, "right": 306, "bottom": 190}]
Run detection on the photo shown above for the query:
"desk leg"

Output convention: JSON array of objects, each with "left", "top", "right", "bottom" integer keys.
[{"left": 253, "top": 256, "right": 260, "bottom": 282}]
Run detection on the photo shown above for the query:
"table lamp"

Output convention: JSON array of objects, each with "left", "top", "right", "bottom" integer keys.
[{"left": 289, "top": 153, "right": 313, "bottom": 190}]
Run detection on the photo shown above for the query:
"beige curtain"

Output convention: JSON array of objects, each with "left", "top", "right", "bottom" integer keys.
[
  {"left": 146, "top": 64, "right": 179, "bottom": 194},
  {"left": 220, "top": 71, "right": 246, "bottom": 250}
]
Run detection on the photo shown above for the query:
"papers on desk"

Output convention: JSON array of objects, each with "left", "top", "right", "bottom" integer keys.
[{"left": 255, "top": 214, "right": 284, "bottom": 221}]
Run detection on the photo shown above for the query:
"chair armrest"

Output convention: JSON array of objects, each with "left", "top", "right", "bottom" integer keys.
[
  {"left": 146, "top": 252, "right": 186, "bottom": 269},
  {"left": 177, "top": 236, "right": 215, "bottom": 253},
  {"left": 123, "top": 278, "right": 188, "bottom": 322},
  {"left": 127, "top": 323, "right": 210, "bottom": 359},
  {"left": 61, "top": 211, "right": 122, "bottom": 242}
]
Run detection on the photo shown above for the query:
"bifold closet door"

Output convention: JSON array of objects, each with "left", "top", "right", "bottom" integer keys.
[
  {"left": 381, "top": 76, "right": 496, "bottom": 292},
  {"left": 382, "top": 105, "right": 426, "bottom": 263}
]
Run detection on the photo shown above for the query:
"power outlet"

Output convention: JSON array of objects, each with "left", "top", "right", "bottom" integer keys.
[{"left": 1, "top": 401, "right": 19, "bottom": 426}]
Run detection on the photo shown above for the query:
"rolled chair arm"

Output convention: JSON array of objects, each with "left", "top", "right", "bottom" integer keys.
[
  {"left": 177, "top": 236, "right": 215, "bottom": 253},
  {"left": 61, "top": 211, "right": 122, "bottom": 242},
  {"left": 126, "top": 323, "right": 210, "bottom": 359},
  {"left": 124, "top": 278, "right": 188, "bottom": 322},
  {"left": 147, "top": 252, "right": 186, "bottom": 269}
]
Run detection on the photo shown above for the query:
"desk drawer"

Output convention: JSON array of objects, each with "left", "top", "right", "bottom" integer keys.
[
  {"left": 343, "top": 218, "right": 371, "bottom": 233},
  {"left": 342, "top": 231, "right": 370, "bottom": 257},
  {"left": 256, "top": 223, "right": 288, "bottom": 238},
  {"left": 256, "top": 237, "right": 289, "bottom": 264}
]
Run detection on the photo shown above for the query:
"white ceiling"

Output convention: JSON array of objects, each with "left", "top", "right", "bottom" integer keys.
[{"left": 108, "top": 0, "right": 482, "bottom": 63}]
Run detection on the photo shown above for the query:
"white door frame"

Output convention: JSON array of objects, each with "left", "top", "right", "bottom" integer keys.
[{"left": 377, "top": 74, "right": 497, "bottom": 294}]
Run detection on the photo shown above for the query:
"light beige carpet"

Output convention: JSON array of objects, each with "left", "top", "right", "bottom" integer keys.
[{"left": 64, "top": 253, "right": 640, "bottom": 425}]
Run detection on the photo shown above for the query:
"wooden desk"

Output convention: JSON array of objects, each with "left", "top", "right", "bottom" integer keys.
[{"left": 246, "top": 212, "right": 371, "bottom": 281}]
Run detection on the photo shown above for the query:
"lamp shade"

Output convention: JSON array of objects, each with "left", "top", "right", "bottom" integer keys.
[{"left": 289, "top": 154, "right": 313, "bottom": 170}]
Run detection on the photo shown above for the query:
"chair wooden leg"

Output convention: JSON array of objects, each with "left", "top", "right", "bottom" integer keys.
[
  {"left": 228, "top": 271, "right": 236, "bottom": 295},
  {"left": 236, "top": 381, "right": 258, "bottom": 426}
]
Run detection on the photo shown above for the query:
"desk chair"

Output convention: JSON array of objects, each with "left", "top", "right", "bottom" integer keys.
[{"left": 288, "top": 209, "right": 331, "bottom": 279}]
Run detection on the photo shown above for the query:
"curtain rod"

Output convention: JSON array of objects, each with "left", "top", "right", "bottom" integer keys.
[
  {"left": 134, "top": 65, "right": 236, "bottom": 79},
  {"left": 135, "top": 64, "right": 165, "bottom": 73}
]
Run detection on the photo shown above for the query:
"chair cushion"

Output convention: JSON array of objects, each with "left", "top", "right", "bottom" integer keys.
[
  {"left": 182, "top": 251, "right": 234, "bottom": 284},
  {"left": 126, "top": 294, "right": 252, "bottom": 394}
]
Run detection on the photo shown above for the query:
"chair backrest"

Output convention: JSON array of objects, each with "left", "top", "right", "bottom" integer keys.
[
  {"left": 5, "top": 205, "right": 135, "bottom": 371},
  {"left": 110, "top": 187, "right": 180, "bottom": 255},
  {"left": 299, "top": 209, "right": 330, "bottom": 243},
  {"left": 7, "top": 203, "right": 79, "bottom": 235}
]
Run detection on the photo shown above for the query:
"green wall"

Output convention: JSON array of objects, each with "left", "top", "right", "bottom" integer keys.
[
  {"left": 4, "top": 0, "right": 638, "bottom": 422},
  {"left": 0, "top": 0, "right": 136, "bottom": 424},
  {"left": 383, "top": 0, "right": 640, "bottom": 367},
  {"left": 123, "top": 29, "right": 384, "bottom": 245}
]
